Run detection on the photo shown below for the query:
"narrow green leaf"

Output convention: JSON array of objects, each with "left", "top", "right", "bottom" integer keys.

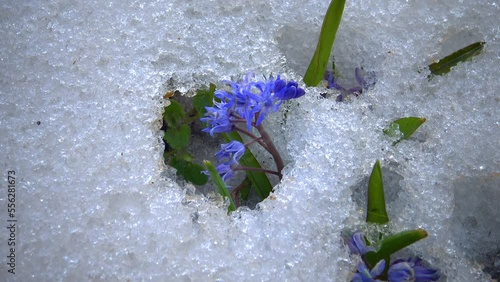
[
  {"left": 238, "top": 177, "right": 253, "bottom": 201},
  {"left": 429, "top": 41, "right": 485, "bottom": 77},
  {"left": 366, "top": 160, "right": 389, "bottom": 224},
  {"left": 384, "top": 117, "right": 426, "bottom": 145},
  {"left": 170, "top": 156, "right": 208, "bottom": 185},
  {"left": 193, "top": 83, "right": 216, "bottom": 116},
  {"left": 164, "top": 124, "right": 190, "bottom": 150},
  {"left": 303, "top": 0, "right": 346, "bottom": 86},
  {"left": 223, "top": 131, "right": 273, "bottom": 200},
  {"left": 163, "top": 100, "right": 186, "bottom": 127},
  {"left": 364, "top": 229, "right": 428, "bottom": 269},
  {"left": 204, "top": 160, "right": 236, "bottom": 212}
]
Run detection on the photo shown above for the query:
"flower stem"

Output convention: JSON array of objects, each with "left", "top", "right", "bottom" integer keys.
[
  {"left": 234, "top": 126, "right": 270, "bottom": 151},
  {"left": 255, "top": 124, "right": 284, "bottom": 179}
]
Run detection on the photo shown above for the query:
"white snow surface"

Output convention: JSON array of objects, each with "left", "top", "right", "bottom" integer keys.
[{"left": 0, "top": 0, "right": 498, "bottom": 281}]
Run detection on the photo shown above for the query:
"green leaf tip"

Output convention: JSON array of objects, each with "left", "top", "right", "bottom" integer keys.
[
  {"left": 429, "top": 41, "right": 485, "bottom": 77},
  {"left": 384, "top": 117, "right": 426, "bottom": 145},
  {"left": 366, "top": 160, "right": 389, "bottom": 224},
  {"left": 203, "top": 160, "right": 236, "bottom": 212},
  {"left": 303, "top": 0, "right": 346, "bottom": 86}
]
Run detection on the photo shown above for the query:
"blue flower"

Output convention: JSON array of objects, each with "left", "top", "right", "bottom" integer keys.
[
  {"left": 201, "top": 73, "right": 305, "bottom": 133},
  {"left": 215, "top": 140, "right": 246, "bottom": 164},
  {"left": 226, "top": 79, "right": 260, "bottom": 131},
  {"left": 324, "top": 67, "right": 376, "bottom": 102},
  {"left": 387, "top": 261, "right": 414, "bottom": 282},
  {"left": 344, "top": 231, "right": 375, "bottom": 255},
  {"left": 274, "top": 76, "right": 305, "bottom": 100},
  {"left": 355, "top": 67, "right": 376, "bottom": 91},
  {"left": 215, "top": 163, "right": 235, "bottom": 183},
  {"left": 213, "top": 141, "right": 245, "bottom": 182},
  {"left": 352, "top": 260, "right": 385, "bottom": 282},
  {"left": 324, "top": 70, "right": 345, "bottom": 91},
  {"left": 250, "top": 77, "right": 282, "bottom": 126},
  {"left": 388, "top": 258, "right": 440, "bottom": 282},
  {"left": 200, "top": 100, "right": 233, "bottom": 136}
]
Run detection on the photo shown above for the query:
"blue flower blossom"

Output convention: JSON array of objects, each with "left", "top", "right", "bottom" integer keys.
[
  {"left": 344, "top": 231, "right": 375, "bottom": 255},
  {"left": 355, "top": 67, "right": 376, "bottom": 90},
  {"left": 214, "top": 163, "right": 234, "bottom": 183},
  {"left": 324, "top": 67, "right": 376, "bottom": 102},
  {"left": 213, "top": 141, "right": 245, "bottom": 183},
  {"left": 388, "top": 258, "right": 440, "bottom": 282},
  {"left": 201, "top": 73, "right": 305, "bottom": 133},
  {"left": 200, "top": 100, "right": 233, "bottom": 136},
  {"left": 352, "top": 260, "right": 385, "bottom": 282},
  {"left": 387, "top": 261, "right": 414, "bottom": 282},
  {"left": 250, "top": 77, "right": 282, "bottom": 126},
  {"left": 215, "top": 140, "right": 246, "bottom": 164},
  {"left": 274, "top": 76, "right": 305, "bottom": 100}
]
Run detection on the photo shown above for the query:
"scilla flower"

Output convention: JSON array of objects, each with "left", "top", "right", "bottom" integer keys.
[
  {"left": 352, "top": 260, "right": 386, "bottom": 282},
  {"left": 324, "top": 67, "right": 376, "bottom": 101},
  {"left": 213, "top": 141, "right": 245, "bottom": 183},
  {"left": 202, "top": 73, "right": 304, "bottom": 189},
  {"left": 344, "top": 231, "right": 375, "bottom": 256},
  {"left": 202, "top": 73, "right": 305, "bottom": 133},
  {"left": 388, "top": 257, "right": 440, "bottom": 282}
]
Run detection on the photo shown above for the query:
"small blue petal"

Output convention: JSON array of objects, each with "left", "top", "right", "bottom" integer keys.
[
  {"left": 352, "top": 260, "right": 385, "bottom": 282},
  {"left": 346, "top": 231, "right": 375, "bottom": 255},
  {"left": 388, "top": 257, "right": 440, "bottom": 282},
  {"left": 212, "top": 141, "right": 245, "bottom": 183},
  {"left": 388, "top": 261, "right": 414, "bottom": 282}
]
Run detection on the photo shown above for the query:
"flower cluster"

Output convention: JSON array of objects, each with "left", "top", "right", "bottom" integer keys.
[
  {"left": 213, "top": 140, "right": 245, "bottom": 183},
  {"left": 201, "top": 73, "right": 305, "bottom": 184},
  {"left": 324, "top": 67, "right": 376, "bottom": 101},
  {"left": 202, "top": 73, "right": 305, "bottom": 135},
  {"left": 345, "top": 231, "right": 440, "bottom": 282}
]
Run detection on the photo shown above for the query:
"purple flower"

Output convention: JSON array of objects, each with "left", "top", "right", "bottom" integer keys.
[
  {"left": 355, "top": 67, "right": 376, "bottom": 91},
  {"left": 344, "top": 231, "right": 375, "bottom": 256},
  {"left": 215, "top": 140, "right": 246, "bottom": 165},
  {"left": 352, "top": 260, "right": 385, "bottom": 282},
  {"left": 215, "top": 163, "right": 235, "bottom": 183},
  {"left": 201, "top": 73, "right": 305, "bottom": 133},
  {"left": 274, "top": 76, "right": 305, "bottom": 100},
  {"left": 388, "top": 258, "right": 440, "bottom": 282},
  {"left": 324, "top": 67, "right": 376, "bottom": 102},
  {"left": 324, "top": 70, "right": 346, "bottom": 91},
  {"left": 387, "top": 261, "right": 414, "bottom": 282},
  {"left": 251, "top": 78, "right": 282, "bottom": 126},
  {"left": 200, "top": 100, "right": 233, "bottom": 136},
  {"left": 213, "top": 141, "right": 245, "bottom": 183}
]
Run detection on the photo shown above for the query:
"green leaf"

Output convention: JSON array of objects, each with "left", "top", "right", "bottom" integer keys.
[
  {"left": 237, "top": 177, "right": 253, "bottom": 201},
  {"left": 170, "top": 155, "right": 208, "bottom": 185},
  {"left": 303, "top": 0, "right": 346, "bottom": 86},
  {"left": 193, "top": 83, "right": 216, "bottom": 116},
  {"left": 204, "top": 160, "right": 236, "bottom": 212},
  {"left": 163, "top": 100, "right": 186, "bottom": 127},
  {"left": 364, "top": 229, "right": 428, "bottom": 269},
  {"left": 223, "top": 131, "right": 273, "bottom": 200},
  {"left": 164, "top": 124, "right": 190, "bottom": 150},
  {"left": 366, "top": 160, "right": 389, "bottom": 224},
  {"left": 384, "top": 117, "right": 426, "bottom": 145},
  {"left": 429, "top": 41, "right": 485, "bottom": 77}
]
